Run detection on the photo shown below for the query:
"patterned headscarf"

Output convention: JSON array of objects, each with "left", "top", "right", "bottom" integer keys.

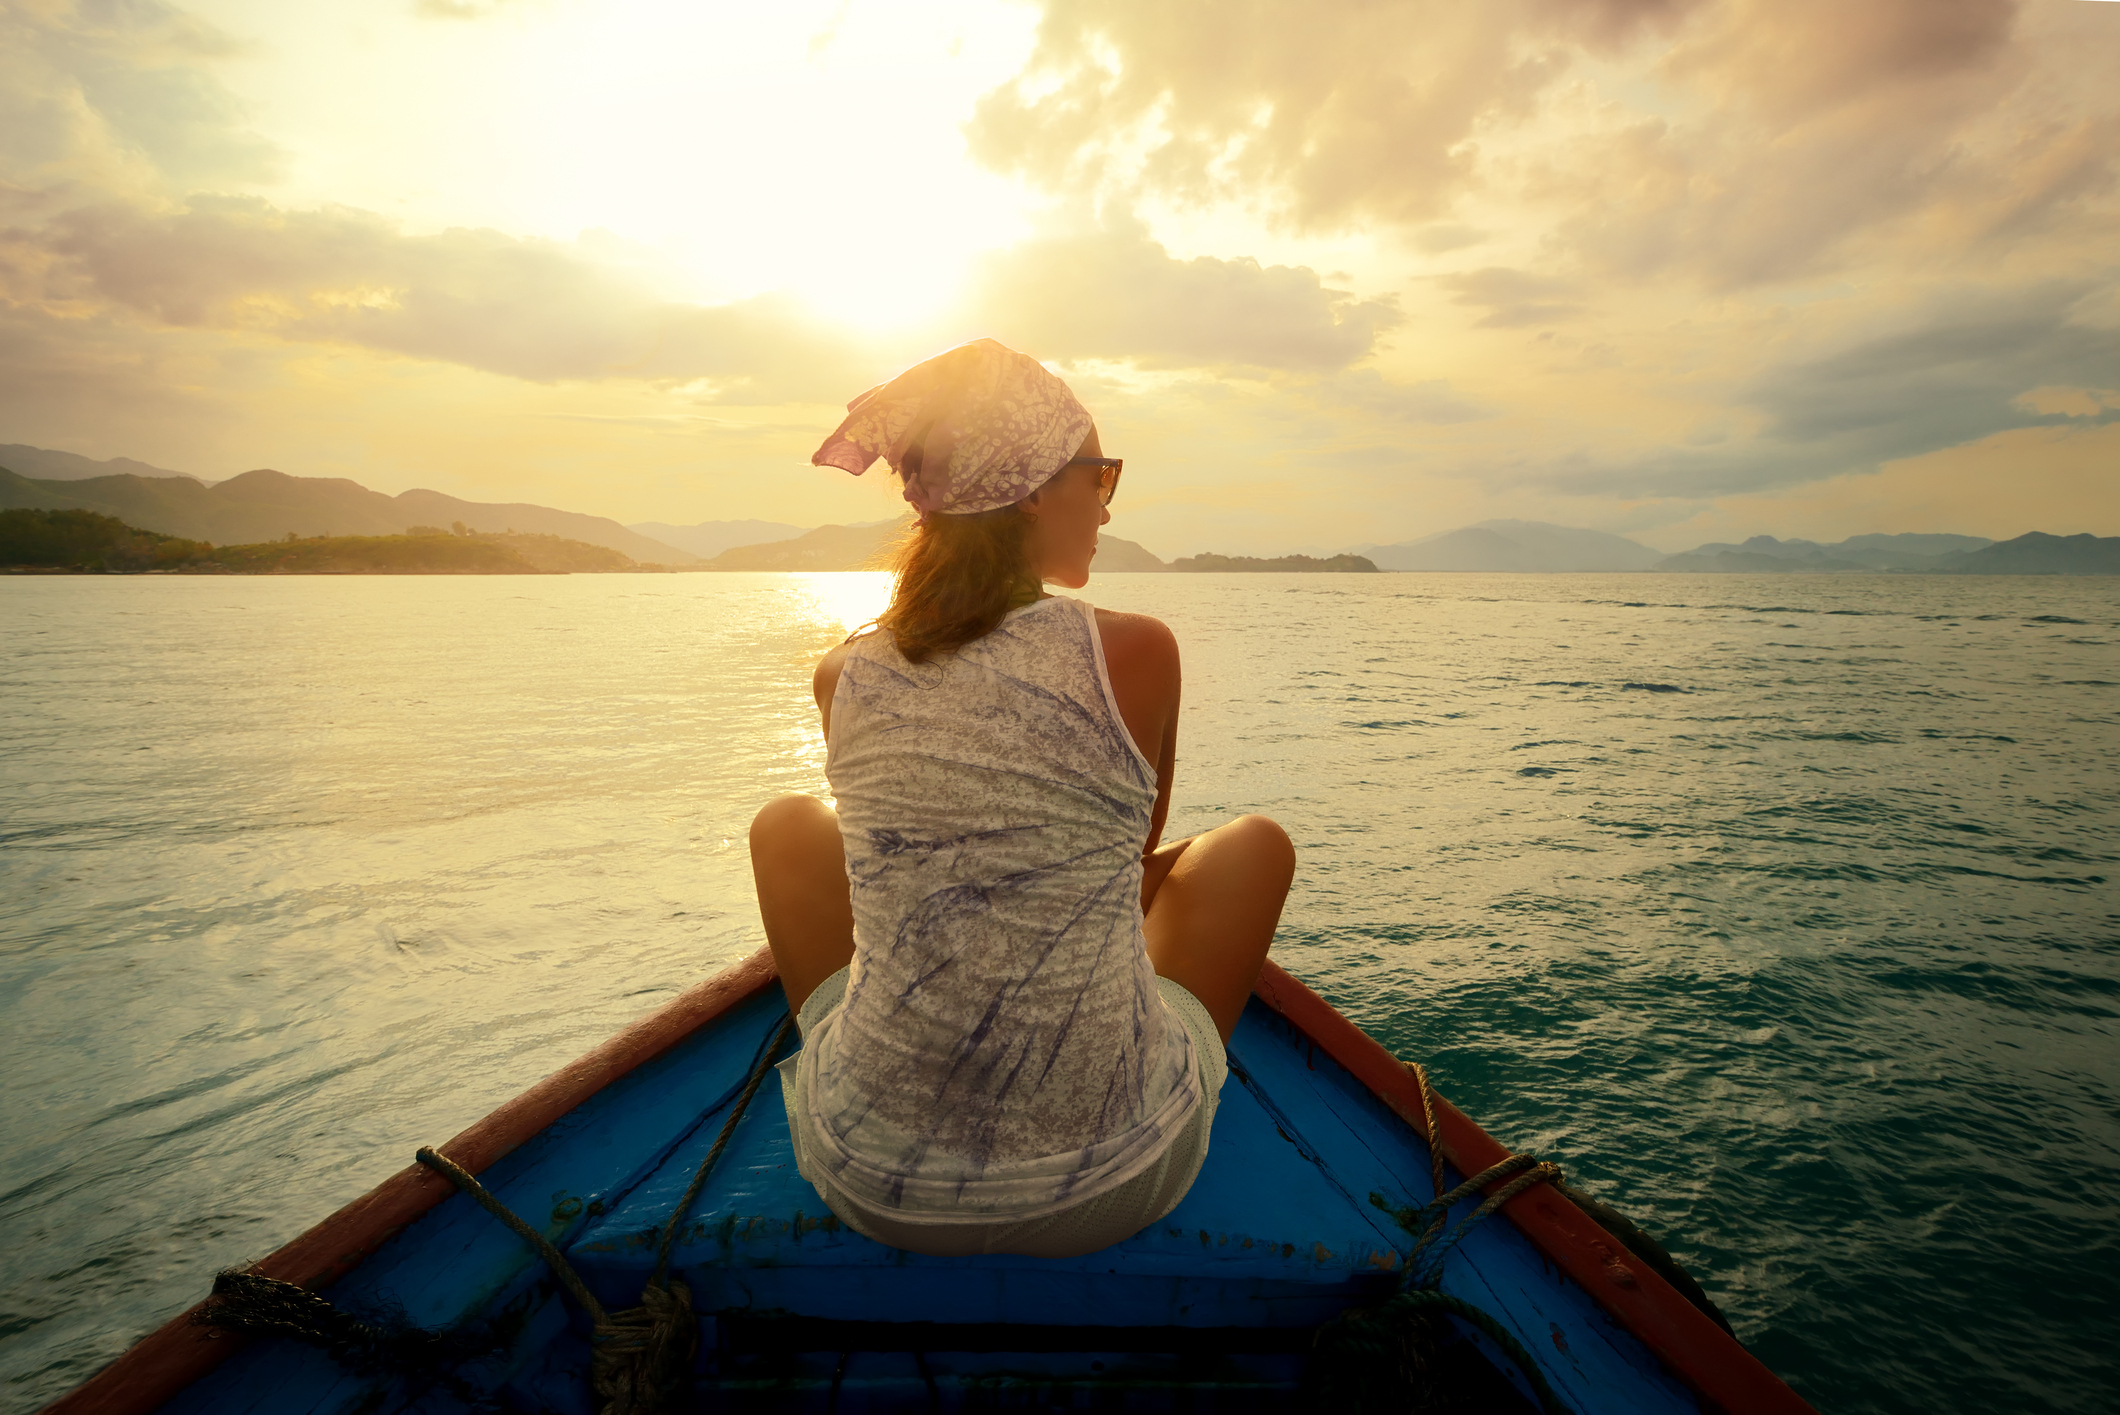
[{"left": 811, "top": 338, "right": 1093, "bottom": 517}]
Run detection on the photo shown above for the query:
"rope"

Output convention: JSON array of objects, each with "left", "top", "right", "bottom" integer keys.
[
  {"left": 650, "top": 1013, "right": 795, "bottom": 1289},
  {"left": 192, "top": 1009, "right": 796, "bottom": 1415},
  {"left": 417, "top": 1011, "right": 796, "bottom": 1415},
  {"left": 415, "top": 1147, "right": 610, "bottom": 1325},
  {"left": 1319, "top": 1288, "right": 1572, "bottom": 1415},
  {"left": 190, "top": 1270, "right": 494, "bottom": 1402},
  {"left": 1381, "top": 1059, "right": 1564, "bottom": 1290},
  {"left": 1318, "top": 1057, "right": 1571, "bottom": 1415}
]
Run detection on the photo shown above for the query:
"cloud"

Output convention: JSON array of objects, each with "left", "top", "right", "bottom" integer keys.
[
  {"left": 1409, "top": 224, "right": 1487, "bottom": 256},
  {"left": 961, "top": 220, "right": 1397, "bottom": 372},
  {"left": 969, "top": 0, "right": 1700, "bottom": 230},
  {"left": 1310, "top": 369, "right": 1492, "bottom": 425},
  {"left": 971, "top": 0, "right": 2118, "bottom": 292},
  {"left": 1437, "top": 268, "right": 1586, "bottom": 328},
  {"left": 3, "top": 194, "right": 885, "bottom": 397},
  {"left": 3, "top": 194, "right": 1402, "bottom": 404},
  {"left": 1534, "top": 0, "right": 2120, "bottom": 287},
  {"left": 966, "top": 0, "right": 1680, "bottom": 230},
  {"left": 412, "top": 0, "right": 519, "bottom": 18},
  {"left": 0, "top": 5, "right": 1400, "bottom": 403},
  {"left": 1507, "top": 279, "right": 2120, "bottom": 498},
  {"left": 2014, "top": 385, "right": 2120, "bottom": 419},
  {"left": 0, "top": 0, "right": 277, "bottom": 192}
]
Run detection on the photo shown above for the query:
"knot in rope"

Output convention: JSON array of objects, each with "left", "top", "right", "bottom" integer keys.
[
  {"left": 1379, "top": 1058, "right": 1563, "bottom": 1289},
  {"left": 588, "top": 1279, "right": 697, "bottom": 1415},
  {"left": 1395, "top": 1151, "right": 1566, "bottom": 1290},
  {"left": 1316, "top": 1056, "right": 1572, "bottom": 1415},
  {"left": 411, "top": 1011, "right": 794, "bottom": 1415}
]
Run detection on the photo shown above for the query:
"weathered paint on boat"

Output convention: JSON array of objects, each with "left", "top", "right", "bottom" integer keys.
[{"left": 43, "top": 952, "right": 1813, "bottom": 1414}]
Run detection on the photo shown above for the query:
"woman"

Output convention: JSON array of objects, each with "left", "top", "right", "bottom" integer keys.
[{"left": 750, "top": 338, "right": 1295, "bottom": 1259}]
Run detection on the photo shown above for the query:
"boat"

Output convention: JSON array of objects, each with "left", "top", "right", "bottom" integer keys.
[{"left": 44, "top": 951, "right": 1813, "bottom": 1413}]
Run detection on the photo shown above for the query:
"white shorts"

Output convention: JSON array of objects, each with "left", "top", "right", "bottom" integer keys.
[{"left": 778, "top": 967, "right": 1228, "bottom": 1259}]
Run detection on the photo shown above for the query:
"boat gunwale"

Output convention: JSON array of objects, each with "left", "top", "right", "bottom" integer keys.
[
  {"left": 38, "top": 948, "right": 780, "bottom": 1415},
  {"left": 43, "top": 949, "right": 1812, "bottom": 1415},
  {"left": 1249, "top": 960, "right": 1814, "bottom": 1415}
]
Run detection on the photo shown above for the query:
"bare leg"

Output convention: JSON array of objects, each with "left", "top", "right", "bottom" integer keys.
[
  {"left": 1141, "top": 814, "right": 1295, "bottom": 1043},
  {"left": 749, "top": 794, "right": 854, "bottom": 1015}
]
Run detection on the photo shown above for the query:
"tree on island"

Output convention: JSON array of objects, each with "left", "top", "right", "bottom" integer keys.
[
  {"left": 1168, "top": 552, "right": 1379, "bottom": 573},
  {"left": 1, "top": 508, "right": 212, "bottom": 571}
]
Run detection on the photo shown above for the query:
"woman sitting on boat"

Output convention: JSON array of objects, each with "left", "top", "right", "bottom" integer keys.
[{"left": 750, "top": 338, "right": 1296, "bottom": 1258}]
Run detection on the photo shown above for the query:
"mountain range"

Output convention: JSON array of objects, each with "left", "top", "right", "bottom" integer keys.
[
  {"left": 629, "top": 519, "right": 807, "bottom": 559},
  {"left": 0, "top": 463, "right": 695, "bottom": 565},
  {"left": 1355, "top": 521, "right": 1665, "bottom": 571},
  {"left": 0, "top": 445, "right": 205, "bottom": 483},
  {"left": 1655, "top": 532, "right": 1994, "bottom": 572},
  {"left": 2, "top": 443, "right": 2113, "bottom": 575},
  {"left": 693, "top": 518, "right": 1170, "bottom": 574}
]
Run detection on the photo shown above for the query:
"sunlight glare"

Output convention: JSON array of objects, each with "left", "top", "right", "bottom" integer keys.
[{"left": 794, "top": 571, "right": 894, "bottom": 638}]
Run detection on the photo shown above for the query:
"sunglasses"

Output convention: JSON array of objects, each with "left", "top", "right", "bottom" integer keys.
[{"left": 1066, "top": 456, "right": 1124, "bottom": 506}]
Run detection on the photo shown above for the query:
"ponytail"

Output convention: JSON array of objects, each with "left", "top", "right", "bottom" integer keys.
[{"left": 874, "top": 506, "right": 1040, "bottom": 663}]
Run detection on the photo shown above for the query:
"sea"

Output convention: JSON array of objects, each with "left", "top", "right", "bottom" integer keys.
[{"left": 2, "top": 571, "right": 2115, "bottom": 1414}]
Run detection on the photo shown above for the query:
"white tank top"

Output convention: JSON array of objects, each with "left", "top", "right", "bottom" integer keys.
[{"left": 797, "top": 596, "right": 1200, "bottom": 1221}]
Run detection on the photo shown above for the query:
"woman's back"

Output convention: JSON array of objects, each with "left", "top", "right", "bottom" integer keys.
[
  {"left": 803, "top": 597, "right": 1200, "bottom": 1212},
  {"left": 756, "top": 335, "right": 1291, "bottom": 1255}
]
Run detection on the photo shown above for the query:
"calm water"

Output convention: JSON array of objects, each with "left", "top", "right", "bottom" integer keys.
[{"left": 2, "top": 572, "right": 2115, "bottom": 1414}]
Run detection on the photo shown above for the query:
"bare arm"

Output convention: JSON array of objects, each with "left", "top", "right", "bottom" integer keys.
[
  {"left": 1094, "top": 608, "right": 1181, "bottom": 855},
  {"left": 813, "top": 641, "right": 852, "bottom": 745}
]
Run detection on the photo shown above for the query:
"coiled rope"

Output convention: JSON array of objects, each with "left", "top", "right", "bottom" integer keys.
[
  {"left": 1314, "top": 1057, "right": 1572, "bottom": 1415},
  {"left": 192, "top": 1270, "right": 497, "bottom": 1403}
]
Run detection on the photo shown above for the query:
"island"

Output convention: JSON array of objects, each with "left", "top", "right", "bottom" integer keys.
[
  {"left": 1167, "top": 553, "right": 1379, "bottom": 573},
  {"left": 0, "top": 508, "right": 648, "bottom": 574}
]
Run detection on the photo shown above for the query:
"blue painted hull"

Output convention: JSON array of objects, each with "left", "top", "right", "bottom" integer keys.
[{"left": 146, "top": 983, "right": 1717, "bottom": 1413}]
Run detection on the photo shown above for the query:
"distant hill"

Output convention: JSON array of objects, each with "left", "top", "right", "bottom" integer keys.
[
  {"left": 1170, "top": 553, "right": 1378, "bottom": 573},
  {"left": 0, "top": 507, "right": 645, "bottom": 574},
  {"left": 1931, "top": 532, "right": 2120, "bottom": 574},
  {"left": 455, "top": 532, "right": 639, "bottom": 573},
  {"left": 0, "top": 444, "right": 204, "bottom": 483},
  {"left": 629, "top": 519, "right": 807, "bottom": 559},
  {"left": 695, "top": 523, "right": 1169, "bottom": 573},
  {"left": 700, "top": 521, "right": 906, "bottom": 570},
  {"left": 2, "top": 508, "right": 212, "bottom": 571},
  {"left": 1360, "top": 521, "right": 1661, "bottom": 572},
  {"left": 1090, "top": 535, "right": 1167, "bottom": 572},
  {"left": 1836, "top": 532, "right": 1994, "bottom": 564},
  {"left": 1657, "top": 532, "right": 1993, "bottom": 572},
  {"left": 0, "top": 465, "right": 695, "bottom": 565},
  {"left": 206, "top": 534, "right": 546, "bottom": 574}
]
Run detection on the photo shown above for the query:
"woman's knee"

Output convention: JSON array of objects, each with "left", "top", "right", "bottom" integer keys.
[
  {"left": 1218, "top": 814, "right": 1295, "bottom": 877},
  {"left": 750, "top": 794, "right": 838, "bottom": 859}
]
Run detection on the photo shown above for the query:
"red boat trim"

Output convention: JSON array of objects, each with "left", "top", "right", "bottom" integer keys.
[
  {"left": 1251, "top": 959, "right": 1814, "bottom": 1415},
  {"left": 41, "top": 948, "right": 781, "bottom": 1415},
  {"left": 50, "top": 949, "right": 1810, "bottom": 1415}
]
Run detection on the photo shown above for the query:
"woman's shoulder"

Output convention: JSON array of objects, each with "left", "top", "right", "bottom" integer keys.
[
  {"left": 812, "top": 635, "right": 866, "bottom": 721},
  {"left": 1091, "top": 607, "right": 1179, "bottom": 680},
  {"left": 1090, "top": 605, "right": 1176, "bottom": 651}
]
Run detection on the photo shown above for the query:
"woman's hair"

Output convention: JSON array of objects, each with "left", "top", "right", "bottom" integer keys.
[{"left": 874, "top": 500, "right": 1039, "bottom": 664}]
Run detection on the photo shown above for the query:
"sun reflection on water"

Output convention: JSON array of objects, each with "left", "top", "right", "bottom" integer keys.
[{"left": 792, "top": 572, "right": 893, "bottom": 639}]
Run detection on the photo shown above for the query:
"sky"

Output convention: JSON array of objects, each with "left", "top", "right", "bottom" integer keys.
[{"left": 1, "top": 0, "right": 2116, "bottom": 556}]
